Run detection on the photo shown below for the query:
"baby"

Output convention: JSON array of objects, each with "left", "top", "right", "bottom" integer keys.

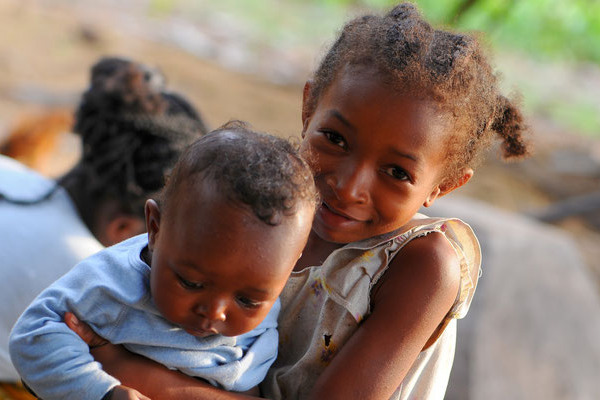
[{"left": 9, "top": 121, "right": 317, "bottom": 400}]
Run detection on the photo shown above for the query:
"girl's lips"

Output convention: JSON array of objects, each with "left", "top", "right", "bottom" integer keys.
[{"left": 317, "top": 202, "right": 367, "bottom": 228}]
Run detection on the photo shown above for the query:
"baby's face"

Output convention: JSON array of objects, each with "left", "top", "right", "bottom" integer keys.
[{"left": 145, "top": 181, "right": 313, "bottom": 337}]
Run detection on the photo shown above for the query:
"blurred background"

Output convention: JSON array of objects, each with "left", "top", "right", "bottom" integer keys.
[{"left": 0, "top": 0, "right": 598, "bottom": 398}]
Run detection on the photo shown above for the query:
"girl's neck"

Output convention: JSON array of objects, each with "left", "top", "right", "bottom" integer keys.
[{"left": 294, "top": 230, "right": 344, "bottom": 272}]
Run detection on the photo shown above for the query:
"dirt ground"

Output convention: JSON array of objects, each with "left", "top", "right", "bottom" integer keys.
[{"left": 1, "top": 0, "right": 599, "bottom": 286}]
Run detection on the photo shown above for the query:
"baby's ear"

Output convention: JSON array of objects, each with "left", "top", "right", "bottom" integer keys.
[{"left": 145, "top": 199, "right": 161, "bottom": 250}]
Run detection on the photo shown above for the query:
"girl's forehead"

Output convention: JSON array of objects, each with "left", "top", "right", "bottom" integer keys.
[
  {"left": 321, "top": 66, "right": 454, "bottom": 135},
  {"left": 331, "top": 64, "right": 431, "bottom": 105}
]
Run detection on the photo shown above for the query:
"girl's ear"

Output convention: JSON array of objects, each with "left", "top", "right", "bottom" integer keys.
[
  {"left": 301, "top": 80, "right": 314, "bottom": 137},
  {"left": 423, "top": 168, "right": 474, "bottom": 208},
  {"left": 423, "top": 187, "right": 441, "bottom": 208},
  {"left": 145, "top": 199, "right": 161, "bottom": 251}
]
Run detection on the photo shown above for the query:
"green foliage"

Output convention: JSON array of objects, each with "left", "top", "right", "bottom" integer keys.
[
  {"left": 148, "top": 0, "right": 178, "bottom": 16},
  {"left": 453, "top": 0, "right": 600, "bottom": 64},
  {"left": 295, "top": 0, "right": 600, "bottom": 136},
  {"left": 173, "top": 0, "right": 599, "bottom": 136},
  {"left": 309, "top": 0, "right": 600, "bottom": 64}
]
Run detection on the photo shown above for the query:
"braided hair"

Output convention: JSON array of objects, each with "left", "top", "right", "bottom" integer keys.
[
  {"left": 306, "top": 3, "right": 529, "bottom": 186},
  {"left": 60, "top": 57, "right": 208, "bottom": 233}
]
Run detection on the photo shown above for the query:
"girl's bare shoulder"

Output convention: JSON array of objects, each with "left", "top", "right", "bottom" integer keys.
[{"left": 372, "top": 230, "right": 461, "bottom": 313}]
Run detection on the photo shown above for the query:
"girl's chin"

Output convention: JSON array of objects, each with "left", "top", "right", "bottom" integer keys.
[{"left": 311, "top": 219, "right": 363, "bottom": 245}]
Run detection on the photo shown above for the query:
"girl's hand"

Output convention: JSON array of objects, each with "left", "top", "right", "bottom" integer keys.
[
  {"left": 109, "top": 385, "right": 151, "bottom": 400},
  {"left": 64, "top": 311, "right": 108, "bottom": 348}
]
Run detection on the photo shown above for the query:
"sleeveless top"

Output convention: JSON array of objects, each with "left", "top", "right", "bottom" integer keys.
[{"left": 261, "top": 214, "right": 481, "bottom": 400}]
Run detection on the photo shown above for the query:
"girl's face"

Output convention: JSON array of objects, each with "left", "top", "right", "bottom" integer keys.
[{"left": 301, "top": 66, "right": 457, "bottom": 244}]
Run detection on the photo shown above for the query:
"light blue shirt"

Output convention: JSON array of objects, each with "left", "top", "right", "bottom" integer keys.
[
  {"left": 9, "top": 234, "right": 279, "bottom": 400},
  {"left": 0, "top": 155, "right": 103, "bottom": 381}
]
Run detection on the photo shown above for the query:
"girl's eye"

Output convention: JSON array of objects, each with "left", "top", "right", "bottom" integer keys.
[
  {"left": 383, "top": 166, "right": 410, "bottom": 181},
  {"left": 236, "top": 296, "right": 261, "bottom": 309},
  {"left": 322, "top": 131, "right": 347, "bottom": 149},
  {"left": 178, "top": 276, "right": 204, "bottom": 290}
]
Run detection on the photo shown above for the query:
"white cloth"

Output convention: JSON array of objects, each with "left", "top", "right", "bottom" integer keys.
[{"left": 0, "top": 155, "right": 103, "bottom": 381}]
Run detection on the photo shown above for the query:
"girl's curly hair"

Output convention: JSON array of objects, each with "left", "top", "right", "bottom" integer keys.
[{"left": 307, "top": 3, "right": 529, "bottom": 186}]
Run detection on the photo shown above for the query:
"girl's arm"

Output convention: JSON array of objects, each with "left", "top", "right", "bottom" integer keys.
[
  {"left": 308, "top": 232, "right": 461, "bottom": 400},
  {"left": 64, "top": 313, "right": 261, "bottom": 400}
]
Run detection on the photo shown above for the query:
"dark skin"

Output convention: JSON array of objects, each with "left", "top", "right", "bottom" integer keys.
[
  {"left": 66, "top": 67, "right": 473, "bottom": 399},
  {"left": 66, "top": 232, "right": 459, "bottom": 400},
  {"left": 61, "top": 175, "right": 146, "bottom": 247}
]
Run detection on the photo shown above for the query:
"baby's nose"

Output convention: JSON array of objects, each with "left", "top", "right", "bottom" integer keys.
[{"left": 196, "top": 299, "right": 227, "bottom": 322}]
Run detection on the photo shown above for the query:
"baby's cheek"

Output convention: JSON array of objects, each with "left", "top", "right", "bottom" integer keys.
[{"left": 236, "top": 309, "right": 269, "bottom": 335}]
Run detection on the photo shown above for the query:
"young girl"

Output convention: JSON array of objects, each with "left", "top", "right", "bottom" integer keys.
[{"left": 65, "top": 3, "right": 529, "bottom": 399}]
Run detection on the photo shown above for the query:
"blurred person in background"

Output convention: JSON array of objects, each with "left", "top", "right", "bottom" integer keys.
[{"left": 0, "top": 56, "right": 207, "bottom": 395}]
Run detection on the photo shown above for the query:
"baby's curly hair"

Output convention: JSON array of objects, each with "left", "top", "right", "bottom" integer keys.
[
  {"left": 60, "top": 57, "right": 208, "bottom": 230},
  {"left": 306, "top": 2, "right": 529, "bottom": 186},
  {"left": 161, "top": 121, "right": 318, "bottom": 226}
]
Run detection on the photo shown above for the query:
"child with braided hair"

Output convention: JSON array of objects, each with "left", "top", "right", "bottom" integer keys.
[
  {"left": 64, "top": 3, "right": 530, "bottom": 399},
  {"left": 59, "top": 56, "right": 208, "bottom": 245},
  {"left": 0, "top": 56, "right": 206, "bottom": 391}
]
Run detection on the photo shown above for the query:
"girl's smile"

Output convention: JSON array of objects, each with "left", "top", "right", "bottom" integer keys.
[
  {"left": 319, "top": 200, "right": 369, "bottom": 223},
  {"left": 301, "top": 65, "right": 455, "bottom": 244}
]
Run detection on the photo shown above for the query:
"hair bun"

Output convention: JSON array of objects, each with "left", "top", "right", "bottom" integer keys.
[{"left": 83, "top": 57, "right": 167, "bottom": 118}]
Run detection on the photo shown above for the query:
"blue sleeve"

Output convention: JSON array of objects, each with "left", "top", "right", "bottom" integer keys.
[
  {"left": 230, "top": 298, "right": 281, "bottom": 392},
  {"left": 9, "top": 259, "right": 124, "bottom": 400}
]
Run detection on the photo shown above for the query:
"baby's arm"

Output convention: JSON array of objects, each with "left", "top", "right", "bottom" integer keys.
[
  {"left": 307, "top": 232, "right": 461, "bottom": 400},
  {"left": 96, "top": 344, "right": 259, "bottom": 400},
  {"left": 9, "top": 266, "right": 124, "bottom": 400},
  {"left": 65, "top": 314, "right": 263, "bottom": 399}
]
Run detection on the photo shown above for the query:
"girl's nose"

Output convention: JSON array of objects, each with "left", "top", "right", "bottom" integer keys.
[
  {"left": 327, "top": 163, "right": 370, "bottom": 204},
  {"left": 196, "top": 299, "right": 227, "bottom": 322}
]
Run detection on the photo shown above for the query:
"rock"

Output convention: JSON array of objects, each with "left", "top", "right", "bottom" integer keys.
[{"left": 427, "top": 196, "right": 600, "bottom": 400}]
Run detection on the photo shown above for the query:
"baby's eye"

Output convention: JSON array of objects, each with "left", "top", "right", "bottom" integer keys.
[
  {"left": 178, "top": 276, "right": 204, "bottom": 290},
  {"left": 236, "top": 296, "right": 261, "bottom": 309},
  {"left": 322, "top": 131, "right": 347, "bottom": 149},
  {"left": 383, "top": 166, "right": 410, "bottom": 181}
]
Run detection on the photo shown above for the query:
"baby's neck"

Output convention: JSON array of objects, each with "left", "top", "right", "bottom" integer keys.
[{"left": 294, "top": 231, "right": 343, "bottom": 271}]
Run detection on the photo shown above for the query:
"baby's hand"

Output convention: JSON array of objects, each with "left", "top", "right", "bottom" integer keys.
[
  {"left": 108, "top": 385, "right": 151, "bottom": 400},
  {"left": 64, "top": 311, "right": 108, "bottom": 348}
]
